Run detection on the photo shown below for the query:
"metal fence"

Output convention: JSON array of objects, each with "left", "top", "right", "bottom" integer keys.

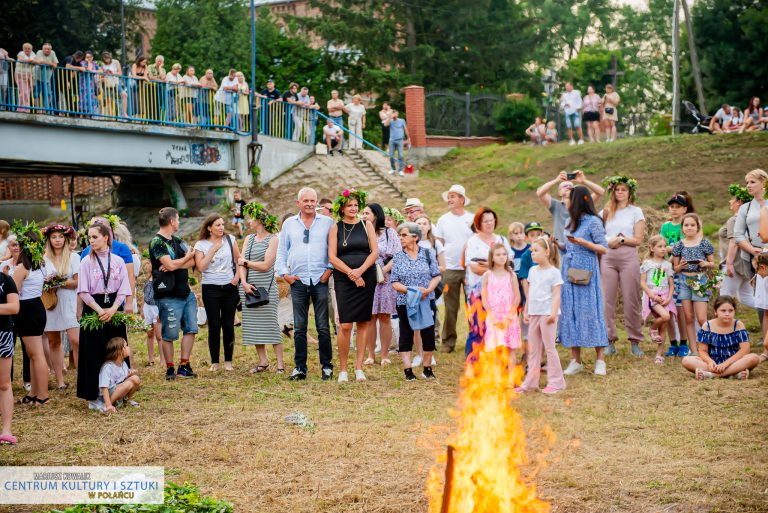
[
  {"left": 0, "top": 59, "right": 318, "bottom": 143},
  {"left": 425, "top": 90, "right": 504, "bottom": 137}
]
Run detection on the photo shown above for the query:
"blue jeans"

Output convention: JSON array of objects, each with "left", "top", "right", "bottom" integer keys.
[
  {"left": 157, "top": 292, "right": 199, "bottom": 342},
  {"left": 565, "top": 112, "right": 581, "bottom": 129},
  {"left": 290, "top": 280, "right": 333, "bottom": 372},
  {"left": 389, "top": 139, "right": 405, "bottom": 171},
  {"left": 330, "top": 115, "right": 344, "bottom": 128}
]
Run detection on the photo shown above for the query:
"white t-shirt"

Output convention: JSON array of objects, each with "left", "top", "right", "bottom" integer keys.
[
  {"left": 215, "top": 76, "right": 238, "bottom": 103},
  {"left": 98, "top": 360, "right": 129, "bottom": 390},
  {"left": 560, "top": 90, "right": 583, "bottom": 115},
  {"left": 433, "top": 211, "right": 474, "bottom": 270},
  {"left": 526, "top": 266, "right": 563, "bottom": 316},
  {"left": 323, "top": 125, "right": 341, "bottom": 139},
  {"left": 601, "top": 205, "right": 645, "bottom": 239},
  {"left": 101, "top": 60, "right": 120, "bottom": 87},
  {"left": 194, "top": 236, "right": 236, "bottom": 285},
  {"left": 419, "top": 239, "right": 445, "bottom": 256},
  {"left": 19, "top": 267, "right": 46, "bottom": 300},
  {"left": 714, "top": 108, "right": 732, "bottom": 124},
  {"left": 464, "top": 234, "right": 511, "bottom": 288}
]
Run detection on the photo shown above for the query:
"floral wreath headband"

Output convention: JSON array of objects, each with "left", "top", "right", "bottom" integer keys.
[
  {"left": 89, "top": 213, "right": 121, "bottom": 230},
  {"left": 11, "top": 220, "right": 45, "bottom": 268},
  {"left": 384, "top": 207, "right": 405, "bottom": 224},
  {"left": 242, "top": 202, "right": 279, "bottom": 233},
  {"left": 728, "top": 184, "right": 753, "bottom": 203},
  {"left": 42, "top": 223, "right": 76, "bottom": 240},
  {"left": 332, "top": 188, "right": 368, "bottom": 219},
  {"left": 602, "top": 175, "right": 638, "bottom": 197}
]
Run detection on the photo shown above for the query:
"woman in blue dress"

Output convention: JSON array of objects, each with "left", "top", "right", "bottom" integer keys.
[{"left": 559, "top": 185, "right": 609, "bottom": 376}]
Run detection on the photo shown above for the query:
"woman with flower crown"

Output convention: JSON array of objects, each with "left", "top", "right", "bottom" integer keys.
[
  {"left": 328, "top": 189, "right": 379, "bottom": 383},
  {"left": 599, "top": 175, "right": 647, "bottom": 357},
  {"left": 43, "top": 224, "right": 80, "bottom": 390}
]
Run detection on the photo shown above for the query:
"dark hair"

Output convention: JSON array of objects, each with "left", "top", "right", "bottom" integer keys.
[
  {"left": 367, "top": 203, "right": 386, "bottom": 233},
  {"left": 713, "top": 295, "right": 737, "bottom": 312},
  {"left": 568, "top": 185, "right": 599, "bottom": 232},
  {"left": 134, "top": 55, "right": 147, "bottom": 66},
  {"left": 746, "top": 96, "right": 761, "bottom": 116},
  {"left": 675, "top": 191, "right": 695, "bottom": 213},
  {"left": 319, "top": 198, "right": 333, "bottom": 207},
  {"left": 87, "top": 223, "right": 112, "bottom": 260},
  {"left": 158, "top": 207, "right": 179, "bottom": 227},
  {"left": 198, "top": 213, "right": 224, "bottom": 241},
  {"left": 473, "top": 207, "right": 498, "bottom": 231},
  {"left": 104, "top": 337, "right": 127, "bottom": 363},
  {"left": 73, "top": 51, "right": 84, "bottom": 61},
  {"left": 17, "top": 229, "right": 41, "bottom": 271}
]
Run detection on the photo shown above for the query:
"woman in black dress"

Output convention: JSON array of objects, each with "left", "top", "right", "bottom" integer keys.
[{"left": 328, "top": 189, "right": 379, "bottom": 383}]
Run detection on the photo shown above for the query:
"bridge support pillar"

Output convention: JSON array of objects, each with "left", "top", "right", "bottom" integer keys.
[{"left": 160, "top": 174, "right": 189, "bottom": 213}]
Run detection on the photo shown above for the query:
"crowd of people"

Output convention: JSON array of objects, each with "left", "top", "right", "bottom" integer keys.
[
  {"left": 708, "top": 97, "right": 768, "bottom": 134},
  {"left": 2, "top": 168, "right": 768, "bottom": 446}
]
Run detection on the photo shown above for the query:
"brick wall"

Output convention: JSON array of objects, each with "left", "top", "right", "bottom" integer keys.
[
  {"left": 425, "top": 135, "right": 505, "bottom": 148},
  {"left": 403, "top": 85, "right": 427, "bottom": 148},
  {"left": 0, "top": 176, "right": 117, "bottom": 204}
]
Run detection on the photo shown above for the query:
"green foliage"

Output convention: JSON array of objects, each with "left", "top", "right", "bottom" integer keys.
[
  {"left": 649, "top": 113, "right": 672, "bottom": 136},
  {"left": 702, "top": 223, "right": 720, "bottom": 238},
  {"left": 45, "top": 482, "right": 233, "bottom": 513},
  {"left": 188, "top": 275, "right": 199, "bottom": 286},
  {"left": 514, "top": 176, "right": 544, "bottom": 191},
  {"left": 250, "top": 165, "right": 261, "bottom": 185},
  {"left": 79, "top": 312, "right": 150, "bottom": 333},
  {"left": 559, "top": 46, "right": 622, "bottom": 92},
  {"left": 493, "top": 98, "right": 541, "bottom": 142}
]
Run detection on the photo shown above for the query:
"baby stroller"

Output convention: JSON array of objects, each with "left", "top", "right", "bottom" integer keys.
[{"left": 682, "top": 100, "right": 712, "bottom": 134}]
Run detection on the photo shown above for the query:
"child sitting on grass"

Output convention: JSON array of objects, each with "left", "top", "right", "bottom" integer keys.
[
  {"left": 640, "top": 235, "right": 676, "bottom": 364},
  {"left": 97, "top": 337, "right": 141, "bottom": 413},
  {"left": 681, "top": 295, "right": 760, "bottom": 380}
]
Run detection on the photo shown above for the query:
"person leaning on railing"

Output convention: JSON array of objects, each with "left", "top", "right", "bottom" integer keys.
[
  {"left": 130, "top": 56, "right": 149, "bottom": 119},
  {"left": 0, "top": 48, "right": 13, "bottom": 108},
  {"left": 34, "top": 43, "right": 58, "bottom": 113},
  {"left": 100, "top": 51, "right": 126, "bottom": 119},
  {"left": 199, "top": 69, "right": 218, "bottom": 126},
  {"left": 258, "top": 79, "right": 281, "bottom": 136},
  {"left": 147, "top": 55, "right": 166, "bottom": 121},
  {"left": 181, "top": 66, "right": 201, "bottom": 125},
  {"left": 15, "top": 43, "right": 36, "bottom": 113},
  {"left": 79, "top": 50, "right": 101, "bottom": 117},
  {"left": 214, "top": 69, "right": 238, "bottom": 129},
  {"left": 61, "top": 51, "right": 84, "bottom": 114},
  {"left": 165, "top": 63, "right": 183, "bottom": 123}
]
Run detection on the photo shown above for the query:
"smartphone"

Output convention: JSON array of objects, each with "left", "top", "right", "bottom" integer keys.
[
  {"left": 566, "top": 235, "right": 576, "bottom": 241},
  {"left": 686, "top": 259, "right": 701, "bottom": 265},
  {"left": 566, "top": 172, "right": 577, "bottom": 180}
]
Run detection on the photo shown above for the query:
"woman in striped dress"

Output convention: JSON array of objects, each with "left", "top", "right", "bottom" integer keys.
[{"left": 238, "top": 203, "right": 284, "bottom": 373}]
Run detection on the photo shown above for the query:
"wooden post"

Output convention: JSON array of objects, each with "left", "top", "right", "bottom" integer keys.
[
  {"left": 671, "top": 0, "right": 681, "bottom": 136},
  {"left": 681, "top": 0, "right": 707, "bottom": 115},
  {"left": 440, "top": 445, "right": 456, "bottom": 513}
]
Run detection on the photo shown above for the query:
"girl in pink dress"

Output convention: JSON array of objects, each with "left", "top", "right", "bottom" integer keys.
[{"left": 481, "top": 243, "right": 521, "bottom": 383}]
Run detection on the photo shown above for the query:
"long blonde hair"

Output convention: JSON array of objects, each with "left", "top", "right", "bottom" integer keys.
[
  {"left": 487, "top": 243, "right": 515, "bottom": 278},
  {"left": 44, "top": 232, "right": 72, "bottom": 277},
  {"left": 603, "top": 183, "right": 636, "bottom": 223}
]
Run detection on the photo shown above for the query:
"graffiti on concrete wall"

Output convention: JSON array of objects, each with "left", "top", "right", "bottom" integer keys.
[{"left": 165, "top": 142, "right": 223, "bottom": 167}]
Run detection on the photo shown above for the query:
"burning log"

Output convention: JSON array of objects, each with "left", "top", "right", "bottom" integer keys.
[{"left": 439, "top": 445, "right": 456, "bottom": 513}]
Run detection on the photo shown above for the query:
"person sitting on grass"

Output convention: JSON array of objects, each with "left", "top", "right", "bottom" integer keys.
[
  {"left": 544, "top": 121, "right": 558, "bottom": 145},
  {"left": 723, "top": 107, "right": 744, "bottom": 133},
  {"left": 525, "top": 117, "right": 545, "bottom": 145},
  {"left": 97, "top": 337, "right": 141, "bottom": 413},
  {"left": 681, "top": 295, "right": 760, "bottom": 380}
]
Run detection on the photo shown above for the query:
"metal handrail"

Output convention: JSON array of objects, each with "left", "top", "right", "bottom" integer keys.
[{"left": 315, "top": 110, "right": 388, "bottom": 157}]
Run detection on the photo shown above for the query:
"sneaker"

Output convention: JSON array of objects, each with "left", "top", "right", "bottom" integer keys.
[
  {"left": 594, "top": 360, "right": 607, "bottom": 376},
  {"left": 398, "top": 170, "right": 405, "bottom": 177},
  {"left": 577, "top": 139, "right": 584, "bottom": 145},
  {"left": 328, "top": 150, "right": 334, "bottom": 156},
  {"left": 569, "top": 139, "right": 576, "bottom": 146},
  {"left": 338, "top": 371, "right": 349, "bottom": 383},
  {"left": 630, "top": 343, "right": 645, "bottom": 357},
  {"left": 695, "top": 368, "right": 715, "bottom": 380},
  {"left": 338, "top": 150, "right": 344, "bottom": 156},
  {"left": 677, "top": 344, "right": 690, "bottom": 357},
  {"left": 604, "top": 343, "right": 617, "bottom": 356},
  {"left": 421, "top": 367, "right": 436, "bottom": 380},
  {"left": 23, "top": 383, "right": 31, "bottom": 392},
  {"left": 88, "top": 400, "right": 102, "bottom": 410},
  {"left": 176, "top": 363, "right": 197, "bottom": 378},
  {"left": 665, "top": 345, "right": 679, "bottom": 357},
  {"left": 404, "top": 368, "right": 417, "bottom": 381},
  {"left": 542, "top": 386, "right": 561, "bottom": 395},
  {"left": 563, "top": 360, "right": 584, "bottom": 375},
  {"left": 289, "top": 368, "right": 307, "bottom": 381},
  {"left": 355, "top": 369, "right": 367, "bottom": 382},
  {"left": 321, "top": 367, "right": 333, "bottom": 381},
  {"left": 165, "top": 367, "right": 176, "bottom": 381},
  {"left": 389, "top": 169, "right": 395, "bottom": 175},
  {"left": 412, "top": 354, "right": 423, "bottom": 367}
]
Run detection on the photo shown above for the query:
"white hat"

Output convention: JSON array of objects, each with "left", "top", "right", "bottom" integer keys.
[
  {"left": 404, "top": 197, "right": 424, "bottom": 209},
  {"left": 441, "top": 184, "right": 470, "bottom": 206}
]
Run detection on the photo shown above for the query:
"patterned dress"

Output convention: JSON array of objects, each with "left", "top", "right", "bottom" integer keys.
[
  {"left": 372, "top": 227, "right": 401, "bottom": 315},
  {"left": 698, "top": 321, "right": 749, "bottom": 364},
  {"left": 240, "top": 234, "right": 281, "bottom": 345},
  {"left": 483, "top": 271, "right": 521, "bottom": 350},
  {"left": 559, "top": 214, "right": 609, "bottom": 348}
]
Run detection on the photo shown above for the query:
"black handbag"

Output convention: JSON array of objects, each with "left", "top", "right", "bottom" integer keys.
[{"left": 243, "top": 234, "right": 273, "bottom": 309}]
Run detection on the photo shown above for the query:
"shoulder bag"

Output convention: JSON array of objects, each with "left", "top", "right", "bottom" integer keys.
[
  {"left": 734, "top": 201, "right": 757, "bottom": 279},
  {"left": 364, "top": 222, "right": 386, "bottom": 284},
  {"left": 423, "top": 246, "right": 444, "bottom": 300},
  {"left": 567, "top": 268, "right": 592, "bottom": 285},
  {"left": 242, "top": 235, "right": 273, "bottom": 309},
  {"left": 151, "top": 237, "right": 176, "bottom": 296}
]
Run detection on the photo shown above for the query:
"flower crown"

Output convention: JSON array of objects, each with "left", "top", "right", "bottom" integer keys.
[
  {"left": 90, "top": 213, "right": 121, "bottom": 230},
  {"left": 383, "top": 207, "right": 405, "bottom": 224},
  {"left": 602, "top": 175, "right": 638, "bottom": 196},
  {"left": 11, "top": 220, "right": 45, "bottom": 268},
  {"left": 242, "top": 202, "right": 278, "bottom": 233},
  {"left": 42, "top": 223, "right": 76, "bottom": 240},
  {"left": 331, "top": 188, "right": 367, "bottom": 219},
  {"left": 728, "top": 184, "right": 753, "bottom": 203}
]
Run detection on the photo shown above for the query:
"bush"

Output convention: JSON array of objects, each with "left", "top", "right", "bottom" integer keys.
[
  {"left": 493, "top": 97, "right": 541, "bottom": 142},
  {"left": 649, "top": 113, "right": 672, "bottom": 136}
]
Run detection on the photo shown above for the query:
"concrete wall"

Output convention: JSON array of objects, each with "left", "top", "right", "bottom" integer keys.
[{"left": 255, "top": 135, "right": 315, "bottom": 185}]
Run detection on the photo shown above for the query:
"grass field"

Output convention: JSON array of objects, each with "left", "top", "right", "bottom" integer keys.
[{"left": 3, "top": 134, "right": 768, "bottom": 513}]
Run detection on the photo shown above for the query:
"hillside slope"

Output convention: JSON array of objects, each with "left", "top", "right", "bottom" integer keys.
[{"left": 412, "top": 133, "right": 768, "bottom": 232}]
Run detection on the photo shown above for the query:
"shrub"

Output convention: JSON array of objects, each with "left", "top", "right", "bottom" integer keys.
[
  {"left": 493, "top": 97, "right": 541, "bottom": 142},
  {"left": 649, "top": 113, "right": 672, "bottom": 136}
]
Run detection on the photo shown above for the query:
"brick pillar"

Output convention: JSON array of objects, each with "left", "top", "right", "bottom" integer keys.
[
  {"left": 50, "top": 176, "right": 64, "bottom": 206},
  {"left": 403, "top": 85, "right": 427, "bottom": 148}
]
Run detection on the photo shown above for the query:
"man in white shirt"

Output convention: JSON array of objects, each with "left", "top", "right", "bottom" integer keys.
[
  {"left": 214, "top": 69, "right": 239, "bottom": 127},
  {"left": 323, "top": 118, "right": 343, "bottom": 156},
  {"left": 559, "top": 82, "right": 584, "bottom": 145},
  {"left": 433, "top": 184, "right": 474, "bottom": 353},
  {"left": 709, "top": 104, "right": 732, "bottom": 134}
]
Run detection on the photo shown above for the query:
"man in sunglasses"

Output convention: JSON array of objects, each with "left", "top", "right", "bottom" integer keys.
[{"left": 276, "top": 187, "right": 335, "bottom": 381}]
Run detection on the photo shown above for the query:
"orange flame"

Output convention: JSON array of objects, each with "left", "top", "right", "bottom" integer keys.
[{"left": 427, "top": 347, "right": 550, "bottom": 513}]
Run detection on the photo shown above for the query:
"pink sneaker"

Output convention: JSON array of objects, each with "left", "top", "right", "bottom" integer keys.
[{"left": 542, "top": 386, "right": 561, "bottom": 395}]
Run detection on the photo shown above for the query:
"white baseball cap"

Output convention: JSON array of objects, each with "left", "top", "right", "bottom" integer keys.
[{"left": 441, "top": 184, "right": 470, "bottom": 206}]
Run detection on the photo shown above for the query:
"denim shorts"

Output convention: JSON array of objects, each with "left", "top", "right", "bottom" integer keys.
[
  {"left": 676, "top": 274, "right": 711, "bottom": 302},
  {"left": 157, "top": 292, "right": 199, "bottom": 342},
  {"left": 565, "top": 112, "right": 581, "bottom": 129}
]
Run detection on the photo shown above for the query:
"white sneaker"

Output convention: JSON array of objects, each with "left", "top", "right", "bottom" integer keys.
[
  {"left": 412, "top": 355, "right": 423, "bottom": 367},
  {"left": 594, "top": 360, "right": 607, "bottom": 376},
  {"left": 338, "top": 371, "right": 349, "bottom": 383},
  {"left": 542, "top": 141, "right": 548, "bottom": 146},
  {"left": 569, "top": 139, "right": 575, "bottom": 146},
  {"left": 563, "top": 360, "right": 584, "bottom": 375},
  {"left": 23, "top": 383, "right": 32, "bottom": 392},
  {"left": 577, "top": 139, "right": 584, "bottom": 145},
  {"left": 398, "top": 170, "right": 405, "bottom": 177},
  {"left": 389, "top": 169, "right": 395, "bottom": 175},
  {"left": 355, "top": 369, "right": 367, "bottom": 382}
]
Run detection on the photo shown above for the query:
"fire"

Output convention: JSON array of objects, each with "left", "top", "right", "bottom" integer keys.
[{"left": 427, "top": 347, "right": 550, "bottom": 513}]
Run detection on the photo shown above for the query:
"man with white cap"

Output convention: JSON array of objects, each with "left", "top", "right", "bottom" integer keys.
[
  {"left": 404, "top": 198, "right": 425, "bottom": 222},
  {"left": 536, "top": 171, "right": 604, "bottom": 250},
  {"left": 433, "top": 184, "right": 474, "bottom": 353}
]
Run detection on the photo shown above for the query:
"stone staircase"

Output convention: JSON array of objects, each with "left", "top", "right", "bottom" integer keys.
[{"left": 347, "top": 149, "right": 407, "bottom": 203}]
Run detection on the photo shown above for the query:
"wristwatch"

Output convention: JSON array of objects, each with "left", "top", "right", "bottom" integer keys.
[{"left": 619, "top": 236, "right": 625, "bottom": 245}]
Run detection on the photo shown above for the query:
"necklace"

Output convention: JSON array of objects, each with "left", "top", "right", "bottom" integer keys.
[{"left": 342, "top": 221, "right": 356, "bottom": 247}]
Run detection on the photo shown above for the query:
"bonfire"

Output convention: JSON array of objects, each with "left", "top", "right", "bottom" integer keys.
[{"left": 427, "top": 346, "right": 551, "bottom": 513}]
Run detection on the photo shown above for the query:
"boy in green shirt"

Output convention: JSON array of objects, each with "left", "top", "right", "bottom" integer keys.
[{"left": 660, "top": 193, "right": 693, "bottom": 356}]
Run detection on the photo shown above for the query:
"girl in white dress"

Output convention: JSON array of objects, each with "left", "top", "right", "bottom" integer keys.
[{"left": 43, "top": 224, "right": 80, "bottom": 389}]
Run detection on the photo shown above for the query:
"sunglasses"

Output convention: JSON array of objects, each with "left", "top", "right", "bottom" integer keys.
[{"left": 303, "top": 229, "right": 309, "bottom": 244}]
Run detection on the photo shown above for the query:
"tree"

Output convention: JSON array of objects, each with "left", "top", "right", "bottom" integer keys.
[{"left": 0, "top": 0, "right": 140, "bottom": 63}]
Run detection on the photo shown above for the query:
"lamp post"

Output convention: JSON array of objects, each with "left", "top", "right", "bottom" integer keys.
[
  {"left": 541, "top": 69, "right": 558, "bottom": 124},
  {"left": 248, "top": 0, "right": 263, "bottom": 183},
  {"left": 120, "top": 0, "right": 127, "bottom": 75}
]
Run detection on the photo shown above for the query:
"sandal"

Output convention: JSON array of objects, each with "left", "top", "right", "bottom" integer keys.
[
  {"left": 21, "top": 395, "right": 36, "bottom": 405},
  {"left": 0, "top": 434, "right": 18, "bottom": 445},
  {"left": 249, "top": 364, "right": 269, "bottom": 374},
  {"left": 649, "top": 329, "right": 662, "bottom": 344},
  {"left": 34, "top": 397, "right": 50, "bottom": 406},
  {"left": 654, "top": 355, "right": 664, "bottom": 365},
  {"left": 381, "top": 358, "right": 392, "bottom": 366},
  {"left": 363, "top": 358, "right": 375, "bottom": 366},
  {"left": 57, "top": 384, "right": 69, "bottom": 391}
]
